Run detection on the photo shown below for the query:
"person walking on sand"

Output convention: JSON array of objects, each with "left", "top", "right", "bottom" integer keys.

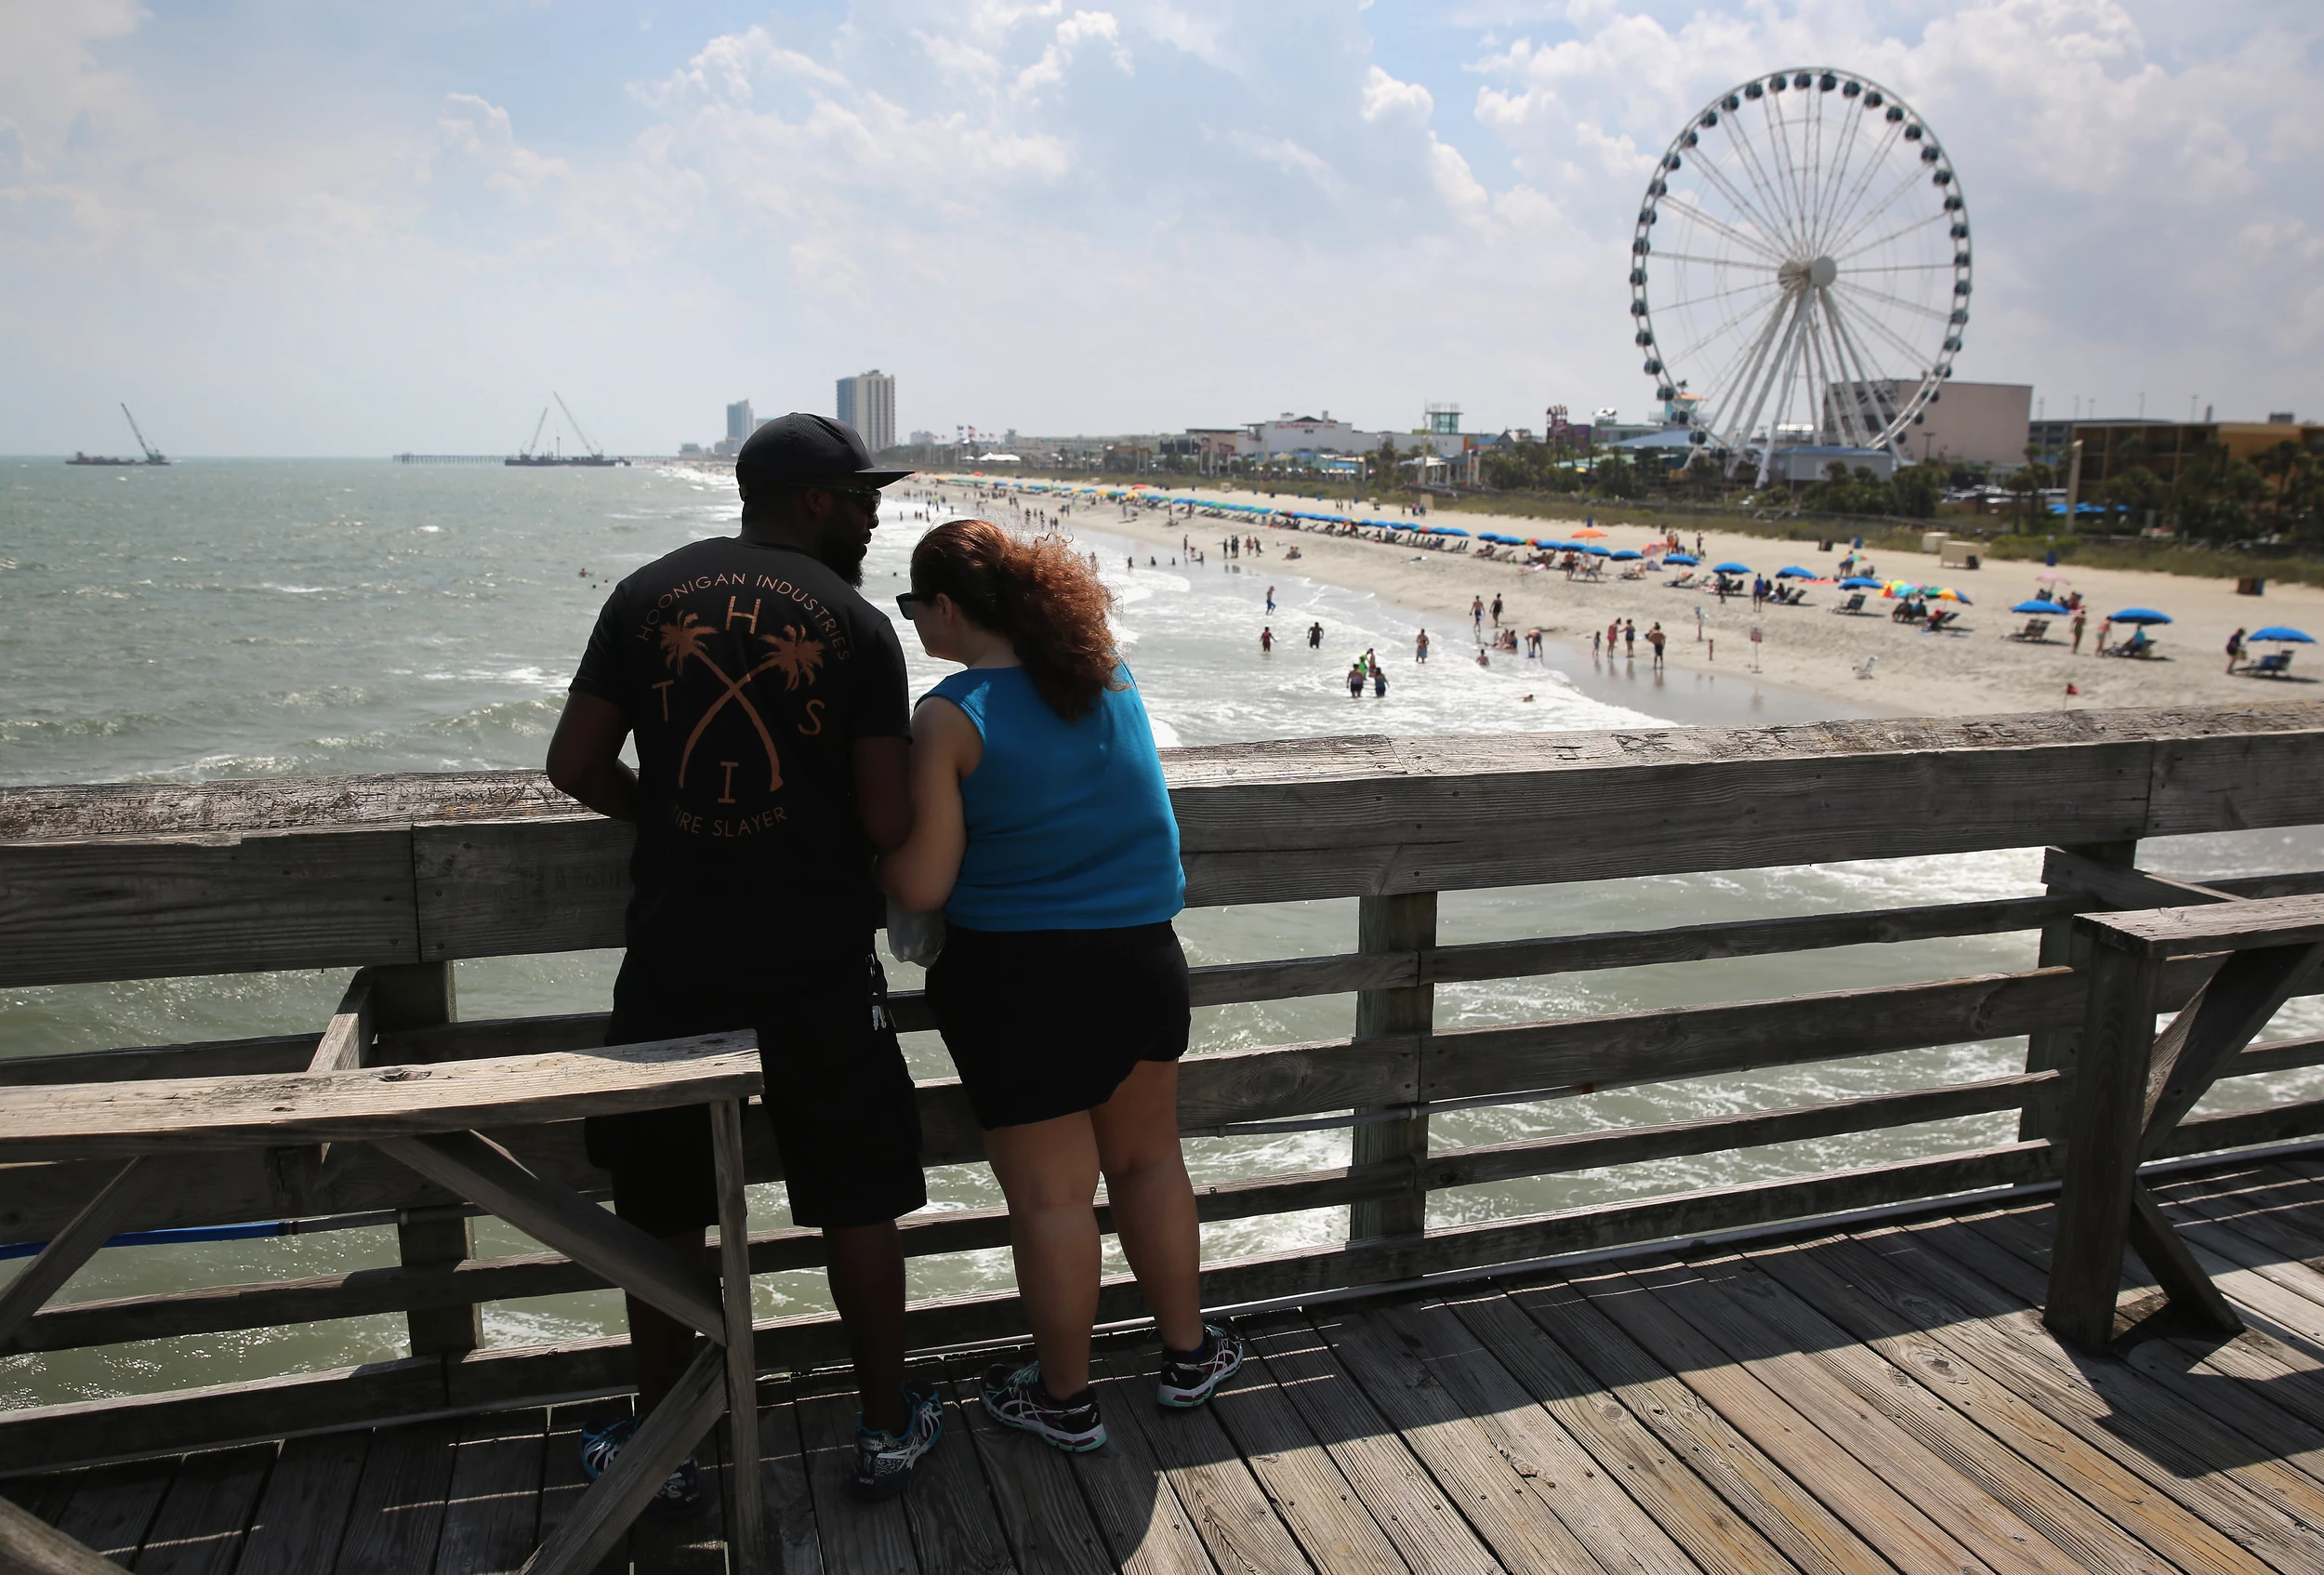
[
  {"left": 1265, "top": 586, "right": 1275, "bottom": 615},
  {"left": 1415, "top": 629, "right": 1430, "bottom": 664},
  {"left": 1648, "top": 623, "right": 1666, "bottom": 669},
  {"left": 547, "top": 414, "right": 940, "bottom": 1508},
  {"left": 1260, "top": 627, "right": 1273, "bottom": 655},
  {"left": 881, "top": 521, "right": 1242, "bottom": 1455},
  {"left": 1472, "top": 596, "right": 1486, "bottom": 637},
  {"left": 2227, "top": 628, "right": 2246, "bottom": 673},
  {"left": 1694, "top": 605, "right": 1705, "bottom": 642},
  {"left": 2096, "top": 616, "right": 2113, "bottom": 656},
  {"left": 1605, "top": 618, "right": 1620, "bottom": 655},
  {"left": 1623, "top": 619, "right": 1636, "bottom": 659},
  {"left": 1490, "top": 593, "right": 1503, "bottom": 627},
  {"left": 2070, "top": 607, "right": 2087, "bottom": 655}
]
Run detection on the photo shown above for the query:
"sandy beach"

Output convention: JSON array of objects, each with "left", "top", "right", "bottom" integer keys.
[{"left": 923, "top": 476, "right": 2322, "bottom": 720}]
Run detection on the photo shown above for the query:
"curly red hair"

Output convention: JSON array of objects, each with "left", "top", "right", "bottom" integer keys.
[{"left": 910, "top": 519, "right": 1122, "bottom": 719}]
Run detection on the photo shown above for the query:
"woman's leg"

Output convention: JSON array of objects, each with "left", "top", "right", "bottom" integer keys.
[
  {"left": 1090, "top": 1059, "right": 1204, "bottom": 1353},
  {"left": 983, "top": 1112, "right": 1103, "bottom": 1396}
]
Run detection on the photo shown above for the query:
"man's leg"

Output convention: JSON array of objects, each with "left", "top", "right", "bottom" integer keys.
[
  {"left": 628, "top": 1228, "right": 706, "bottom": 1415},
  {"left": 826, "top": 1222, "right": 907, "bottom": 1434},
  {"left": 983, "top": 1114, "right": 1103, "bottom": 1397}
]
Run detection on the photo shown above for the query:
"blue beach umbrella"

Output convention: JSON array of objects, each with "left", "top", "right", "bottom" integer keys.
[
  {"left": 2111, "top": 608, "right": 2172, "bottom": 626},
  {"left": 1776, "top": 566, "right": 1816, "bottom": 579},
  {"left": 1610, "top": 549, "right": 1644, "bottom": 561},
  {"left": 1713, "top": 561, "right": 1751, "bottom": 575},
  {"left": 2012, "top": 600, "right": 2071, "bottom": 615},
  {"left": 1664, "top": 552, "right": 1699, "bottom": 565},
  {"left": 2250, "top": 627, "right": 2315, "bottom": 642},
  {"left": 1433, "top": 526, "right": 1472, "bottom": 537},
  {"left": 1585, "top": 544, "right": 1613, "bottom": 557},
  {"left": 1840, "top": 576, "right": 1882, "bottom": 589}
]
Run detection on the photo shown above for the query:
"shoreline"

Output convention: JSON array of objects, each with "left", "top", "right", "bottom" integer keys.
[{"left": 928, "top": 476, "right": 2323, "bottom": 720}]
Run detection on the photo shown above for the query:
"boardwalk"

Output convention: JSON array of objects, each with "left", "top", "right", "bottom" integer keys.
[{"left": 15, "top": 1158, "right": 2324, "bottom": 1573}]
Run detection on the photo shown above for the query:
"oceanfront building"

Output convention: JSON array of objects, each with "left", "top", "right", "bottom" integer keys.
[{"left": 837, "top": 370, "right": 896, "bottom": 454}]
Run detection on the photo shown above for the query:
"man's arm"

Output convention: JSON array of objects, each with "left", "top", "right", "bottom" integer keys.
[
  {"left": 852, "top": 736, "right": 912, "bottom": 853},
  {"left": 545, "top": 690, "right": 639, "bottom": 822}
]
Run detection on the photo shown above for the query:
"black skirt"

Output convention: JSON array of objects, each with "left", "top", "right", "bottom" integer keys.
[{"left": 926, "top": 920, "right": 1191, "bottom": 1130}]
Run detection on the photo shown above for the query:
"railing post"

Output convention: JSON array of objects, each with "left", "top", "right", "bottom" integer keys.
[
  {"left": 2020, "top": 840, "right": 2136, "bottom": 1140},
  {"left": 2043, "top": 932, "right": 2159, "bottom": 1350},
  {"left": 1349, "top": 893, "right": 1434, "bottom": 1240},
  {"left": 376, "top": 960, "right": 482, "bottom": 1357}
]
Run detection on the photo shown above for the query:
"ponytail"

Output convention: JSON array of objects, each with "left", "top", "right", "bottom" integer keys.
[{"left": 910, "top": 519, "right": 1122, "bottom": 719}]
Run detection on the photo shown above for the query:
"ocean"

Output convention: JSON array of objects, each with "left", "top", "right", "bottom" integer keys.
[{"left": 5, "top": 457, "right": 2320, "bottom": 1408}]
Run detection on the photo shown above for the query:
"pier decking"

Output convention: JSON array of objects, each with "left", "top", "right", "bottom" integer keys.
[{"left": 15, "top": 1162, "right": 2324, "bottom": 1573}]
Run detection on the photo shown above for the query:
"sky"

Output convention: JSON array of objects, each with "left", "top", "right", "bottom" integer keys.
[{"left": 2, "top": 0, "right": 2319, "bottom": 457}]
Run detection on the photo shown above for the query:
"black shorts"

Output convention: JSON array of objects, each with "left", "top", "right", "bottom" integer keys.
[
  {"left": 927, "top": 920, "right": 1190, "bottom": 1131},
  {"left": 583, "top": 952, "right": 926, "bottom": 1235}
]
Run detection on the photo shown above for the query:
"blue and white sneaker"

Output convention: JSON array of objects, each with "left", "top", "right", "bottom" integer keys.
[
  {"left": 577, "top": 1415, "right": 706, "bottom": 1521},
  {"left": 851, "top": 1383, "right": 945, "bottom": 1502},
  {"left": 981, "top": 1361, "right": 1106, "bottom": 1451},
  {"left": 1156, "top": 1324, "right": 1246, "bottom": 1410}
]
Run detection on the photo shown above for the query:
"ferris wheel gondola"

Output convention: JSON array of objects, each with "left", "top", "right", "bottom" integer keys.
[{"left": 1629, "top": 69, "right": 1971, "bottom": 483}]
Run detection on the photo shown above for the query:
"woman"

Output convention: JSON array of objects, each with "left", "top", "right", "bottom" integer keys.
[{"left": 880, "top": 519, "right": 1242, "bottom": 1452}]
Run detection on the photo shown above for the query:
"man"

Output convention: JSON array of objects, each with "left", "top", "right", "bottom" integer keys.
[
  {"left": 546, "top": 414, "right": 941, "bottom": 1511},
  {"left": 1415, "top": 629, "right": 1430, "bottom": 663},
  {"left": 1261, "top": 626, "right": 1274, "bottom": 654},
  {"left": 1307, "top": 621, "right": 1324, "bottom": 650},
  {"left": 1648, "top": 622, "right": 1666, "bottom": 669}
]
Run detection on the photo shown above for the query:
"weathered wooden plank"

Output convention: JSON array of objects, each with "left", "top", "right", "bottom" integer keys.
[
  {"left": 0, "top": 1037, "right": 761, "bottom": 1161},
  {"left": 1679, "top": 1251, "right": 2171, "bottom": 1575},
  {"left": 431, "top": 1411, "right": 546, "bottom": 1575},
  {"left": 1318, "top": 1301, "right": 1692, "bottom": 1574},
  {"left": 1491, "top": 1277, "right": 1891, "bottom": 1575},
  {"left": 623, "top": 1412, "right": 726, "bottom": 1575},
  {"left": 0, "top": 1158, "right": 156, "bottom": 1345},
  {"left": 0, "top": 1492, "right": 128, "bottom": 1575},
  {"left": 2040, "top": 846, "right": 2234, "bottom": 909},
  {"left": 130, "top": 1444, "right": 275, "bottom": 1575},
  {"left": 234, "top": 1431, "right": 372, "bottom": 1575},
  {"left": 47, "top": 1457, "right": 175, "bottom": 1566},
  {"left": 376, "top": 1130, "right": 726, "bottom": 1339},
  {"left": 333, "top": 1419, "right": 459, "bottom": 1575},
  {"left": 520, "top": 1343, "right": 725, "bottom": 1575},
  {"left": 536, "top": 1402, "right": 626, "bottom": 1575},
  {"left": 709, "top": 1099, "right": 767, "bottom": 1575},
  {"left": 2146, "top": 718, "right": 2324, "bottom": 835},
  {"left": 0, "top": 770, "right": 582, "bottom": 841},
  {"left": 1437, "top": 1288, "right": 1801, "bottom": 1575},
  {"left": 943, "top": 1362, "right": 1113, "bottom": 1575},
  {"left": 0, "top": 1033, "right": 316, "bottom": 1089},
  {"left": 1349, "top": 893, "right": 1433, "bottom": 1239},
  {"left": 1743, "top": 1230, "right": 2273, "bottom": 1575},
  {"left": 2084, "top": 893, "right": 2324, "bottom": 958},
  {"left": 1843, "top": 1223, "right": 2324, "bottom": 1568},
  {"left": 2045, "top": 943, "right": 2160, "bottom": 1350},
  {"left": 1564, "top": 1263, "right": 1994, "bottom": 1575},
  {"left": 411, "top": 818, "right": 631, "bottom": 963},
  {"left": 748, "top": 1389, "right": 824, "bottom": 1575},
  {"left": 890, "top": 1370, "right": 1012, "bottom": 1575},
  {"left": 1066, "top": 1355, "right": 1216, "bottom": 1575},
  {"left": 0, "top": 827, "right": 420, "bottom": 986},
  {"left": 1199, "top": 1329, "right": 1410, "bottom": 1575}
]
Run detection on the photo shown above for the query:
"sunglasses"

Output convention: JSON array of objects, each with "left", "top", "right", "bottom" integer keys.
[
  {"left": 895, "top": 591, "right": 931, "bottom": 618},
  {"left": 773, "top": 481, "right": 882, "bottom": 509}
]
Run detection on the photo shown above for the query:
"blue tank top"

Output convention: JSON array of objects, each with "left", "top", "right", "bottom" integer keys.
[{"left": 927, "top": 664, "right": 1184, "bottom": 931}]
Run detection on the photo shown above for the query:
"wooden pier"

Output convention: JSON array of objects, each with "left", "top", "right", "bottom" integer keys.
[{"left": 6, "top": 704, "right": 2324, "bottom": 1571}]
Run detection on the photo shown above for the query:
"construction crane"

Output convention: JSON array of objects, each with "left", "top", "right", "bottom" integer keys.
[
  {"left": 521, "top": 406, "right": 549, "bottom": 459},
  {"left": 120, "top": 404, "right": 169, "bottom": 465},
  {"left": 554, "top": 392, "right": 604, "bottom": 460}
]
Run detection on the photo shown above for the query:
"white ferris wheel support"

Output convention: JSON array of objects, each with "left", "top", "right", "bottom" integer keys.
[{"left": 1629, "top": 69, "right": 1972, "bottom": 484}]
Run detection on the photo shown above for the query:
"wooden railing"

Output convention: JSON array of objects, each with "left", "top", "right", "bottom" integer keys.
[{"left": 5, "top": 703, "right": 2324, "bottom": 1472}]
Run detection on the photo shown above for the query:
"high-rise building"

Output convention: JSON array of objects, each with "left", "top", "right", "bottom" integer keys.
[
  {"left": 725, "top": 400, "right": 754, "bottom": 444},
  {"left": 836, "top": 370, "right": 896, "bottom": 454}
]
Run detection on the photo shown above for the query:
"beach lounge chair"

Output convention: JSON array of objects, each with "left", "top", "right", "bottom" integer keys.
[
  {"left": 1668, "top": 571, "right": 1697, "bottom": 589},
  {"left": 2009, "top": 617, "right": 2050, "bottom": 642},
  {"left": 1927, "top": 610, "right": 1961, "bottom": 633},
  {"left": 1833, "top": 592, "right": 1866, "bottom": 615},
  {"left": 2251, "top": 651, "right": 2293, "bottom": 678}
]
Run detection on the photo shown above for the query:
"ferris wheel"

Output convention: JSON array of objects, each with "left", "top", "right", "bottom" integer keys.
[{"left": 1629, "top": 69, "right": 1970, "bottom": 481}]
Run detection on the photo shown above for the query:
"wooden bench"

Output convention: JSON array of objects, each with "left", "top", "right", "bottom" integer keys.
[
  {"left": 0, "top": 1037, "right": 772, "bottom": 1575},
  {"left": 2045, "top": 893, "right": 2324, "bottom": 1348}
]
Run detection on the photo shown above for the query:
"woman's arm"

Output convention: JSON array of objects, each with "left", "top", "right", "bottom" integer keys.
[{"left": 877, "top": 697, "right": 983, "bottom": 913}]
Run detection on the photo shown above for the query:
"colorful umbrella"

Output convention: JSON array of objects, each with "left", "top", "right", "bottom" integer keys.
[
  {"left": 1572, "top": 526, "right": 1607, "bottom": 538},
  {"left": 2251, "top": 627, "right": 2316, "bottom": 642}
]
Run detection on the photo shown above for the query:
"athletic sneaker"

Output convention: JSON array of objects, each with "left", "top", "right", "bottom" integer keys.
[
  {"left": 577, "top": 1415, "right": 706, "bottom": 1520},
  {"left": 980, "top": 1361, "right": 1107, "bottom": 1451},
  {"left": 851, "top": 1383, "right": 946, "bottom": 1502},
  {"left": 1156, "top": 1323, "right": 1246, "bottom": 1410}
]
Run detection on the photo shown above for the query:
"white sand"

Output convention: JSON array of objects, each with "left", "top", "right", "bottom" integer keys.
[{"left": 924, "top": 477, "right": 2321, "bottom": 720}]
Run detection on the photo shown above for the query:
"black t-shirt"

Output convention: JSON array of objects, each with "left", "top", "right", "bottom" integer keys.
[{"left": 571, "top": 536, "right": 908, "bottom": 972}]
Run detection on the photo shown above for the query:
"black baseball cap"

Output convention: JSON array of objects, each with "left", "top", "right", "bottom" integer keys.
[{"left": 733, "top": 413, "right": 910, "bottom": 495}]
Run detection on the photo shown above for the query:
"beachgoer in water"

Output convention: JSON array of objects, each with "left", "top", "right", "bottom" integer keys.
[
  {"left": 1415, "top": 629, "right": 1430, "bottom": 664},
  {"left": 1623, "top": 619, "right": 1635, "bottom": 658},
  {"left": 1307, "top": 622, "right": 1323, "bottom": 649},
  {"left": 881, "top": 520, "right": 1239, "bottom": 1454},
  {"left": 1471, "top": 596, "right": 1485, "bottom": 636},
  {"left": 1347, "top": 664, "right": 1366, "bottom": 697},
  {"left": 1372, "top": 665, "right": 1388, "bottom": 698},
  {"left": 1490, "top": 594, "right": 1503, "bottom": 627},
  {"left": 1266, "top": 586, "right": 1276, "bottom": 614},
  {"left": 1475, "top": 648, "right": 1490, "bottom": 668},
  {"left": 1648, "top": 623, "right": 1666, "bottom": 668},
  {"left": 548, "top": 413, "right": 937, "bottom": 1508},
  {"left": 1260, "top": 627, "right": 1273, "bottom": 654}
]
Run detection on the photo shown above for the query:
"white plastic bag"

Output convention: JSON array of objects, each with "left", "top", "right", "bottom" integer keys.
[{"left": 886, "top": 901, "right": 947, "bottom": 966}]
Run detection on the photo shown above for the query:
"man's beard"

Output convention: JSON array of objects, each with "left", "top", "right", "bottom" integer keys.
[{"left": 828, "top": 530, "right": 868, "bottom": 585}]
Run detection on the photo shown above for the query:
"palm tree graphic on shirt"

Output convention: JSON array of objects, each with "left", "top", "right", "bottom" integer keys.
[{"left": 658, "top": 611, "right": 790, "bottom": 791}]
